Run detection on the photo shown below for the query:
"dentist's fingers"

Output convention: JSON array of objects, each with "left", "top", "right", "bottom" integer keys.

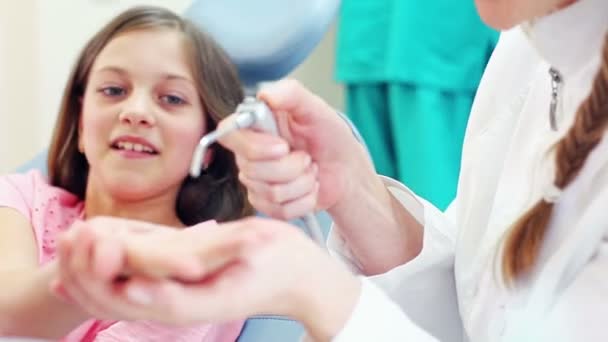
[
  {"left": 240, "top": 163, "right": 318, "bottom": 205},
  {"left": 120, "top": 275, "right": 248, "bottom": 325},
  {"left": 247, "top": 181, "right": 319, "bottom": 220},
  {"left": 218, "top": 123, "right": 289, "bottom": 161},
  {"left": 75, "top": 236, "right": 164, "bottom": 321},
  {"left": 257, "top": 79, "right": 330, "bottom": 126},
  {"left": 56, "top": 224, "right": 184, "bottom": 321},
  {"left": 236, "top": 150, "right": 313, "bottom": 183}
]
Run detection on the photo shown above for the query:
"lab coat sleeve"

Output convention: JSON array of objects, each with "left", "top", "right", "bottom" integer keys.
[
  {"left": 525, "top": 242, "right": 608, "bottom": 342},
  {"left": 332, "top": 278, "right": 439, "bottom": 342},
  {"left": 328, "top": 176, "right": 463, "bottom": 342}
]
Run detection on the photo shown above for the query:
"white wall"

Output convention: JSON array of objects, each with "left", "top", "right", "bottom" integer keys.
[
  {"left": 0, "top": 1, "right": 39, "bottom": 173},
  {"left": 0, "top": 0, "right": 342, "bottom": 174},
  {"left": 290, "top": 23, "right": 343, "bottom": 112}
]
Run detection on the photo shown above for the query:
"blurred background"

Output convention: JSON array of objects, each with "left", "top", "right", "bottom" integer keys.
[
  {"left": 0, "top": 0, "right": 343, "bottom": 174},
  {"left": 1, "top": 0, "right": 496, "bottom": 210}
]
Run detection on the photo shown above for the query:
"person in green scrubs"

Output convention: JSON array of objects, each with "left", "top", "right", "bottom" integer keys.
[{"left": 336, "top": 0, "right": 498, "bottom": 210}]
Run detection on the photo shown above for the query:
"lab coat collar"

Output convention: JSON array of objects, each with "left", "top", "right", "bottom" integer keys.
[{"left": 522, "top": 0, "right": 608, "bottom": 77}]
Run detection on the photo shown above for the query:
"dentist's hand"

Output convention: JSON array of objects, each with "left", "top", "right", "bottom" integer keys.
[{"left": 218, "top": 79, "right": 375, "bottom": 219}]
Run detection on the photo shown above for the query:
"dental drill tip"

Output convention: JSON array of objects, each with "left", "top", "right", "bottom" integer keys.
[
  {"left": 190, "top": 144, "right": 206, "bottom": 178},
  {"left": 189, "top": 111, "right": 256, "bottom": 179}
]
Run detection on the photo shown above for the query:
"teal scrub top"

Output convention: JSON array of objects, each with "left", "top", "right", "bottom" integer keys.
[{"left": 336, "top": 0, "right": 499, "bottom": 91}]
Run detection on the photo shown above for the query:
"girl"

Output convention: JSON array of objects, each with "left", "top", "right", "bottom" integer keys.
[
  {"left": 55, "top": 0, "right": 608, "bottom": 341},
  {"left": 0, "top": 5, "right": 252, "bottom": 342}
]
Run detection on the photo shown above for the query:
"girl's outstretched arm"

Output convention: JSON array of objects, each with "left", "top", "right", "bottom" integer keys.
[{"left": 0, "top": 208, "right": 88, "bottom": 338}]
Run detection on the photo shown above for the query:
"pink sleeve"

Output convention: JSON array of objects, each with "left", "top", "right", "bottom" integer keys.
[{"left": 0, "top": 171, "right": 37, "bottom": 220}]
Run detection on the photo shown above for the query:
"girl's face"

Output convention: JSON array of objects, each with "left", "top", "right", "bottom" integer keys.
[
  {"left": 80, "top": 28, "right": 205, "bottom": 202},
  {"left": 474, "top": 0, "right": 576, "bottom": 29}
]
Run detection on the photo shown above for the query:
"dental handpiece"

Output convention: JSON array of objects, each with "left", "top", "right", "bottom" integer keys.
[{"left": 190, "top": 96, "right": 326, "bottom": 248}]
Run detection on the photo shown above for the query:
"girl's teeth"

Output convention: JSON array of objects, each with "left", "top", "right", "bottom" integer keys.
[{"left": 115, "top": 141, "right": 155, "bottom": 153}]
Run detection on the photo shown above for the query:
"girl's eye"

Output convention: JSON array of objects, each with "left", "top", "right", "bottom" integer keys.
[
  {"left": 161, "top": 94, "right": 187, "bottom": 106},
  {"left": 99, "top": 86, "right": 126, "bottom": 97}
]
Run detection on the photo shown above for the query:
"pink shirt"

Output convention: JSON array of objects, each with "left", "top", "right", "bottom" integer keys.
[{"left": 0, "top": 170, "right": 244, "bottom": 342}]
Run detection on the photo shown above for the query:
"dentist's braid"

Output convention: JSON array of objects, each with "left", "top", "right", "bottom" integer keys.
[{"left": 502, "top": 34, "right": 608, "bottom": 284}]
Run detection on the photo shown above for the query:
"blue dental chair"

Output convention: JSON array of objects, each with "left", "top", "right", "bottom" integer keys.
[{"left": 17, "top": 1, "right": 359, "bottom": 341}]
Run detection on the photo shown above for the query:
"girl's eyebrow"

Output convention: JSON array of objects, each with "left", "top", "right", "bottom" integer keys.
[
  {"left": 164, "top": 74, "right": 196, "bottom": 86},
  {"left": 93, "top": 66, "right": 128, "bottom": 75},
  {"left": 93, "top": 66, "right": 195, "bottom": 84}
]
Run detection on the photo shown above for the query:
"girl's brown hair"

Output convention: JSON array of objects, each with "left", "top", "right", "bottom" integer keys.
[
  {"left": 502, "top": 34, "right": 608, "bottom": 284},
  {"left": 47, "top": 6, "right": 253, "bottom": 225}
]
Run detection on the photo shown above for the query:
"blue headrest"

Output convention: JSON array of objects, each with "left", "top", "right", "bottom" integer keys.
[{"left": 185, "top": 0, "right": 340, "bottom": 87}]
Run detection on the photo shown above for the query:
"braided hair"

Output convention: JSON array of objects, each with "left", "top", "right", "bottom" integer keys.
[{"left": 502, "top": 34, "right": 608, "bottom": 284}]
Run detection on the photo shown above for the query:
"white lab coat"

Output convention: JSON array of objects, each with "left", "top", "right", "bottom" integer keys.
[{"left": 329, "top": 0, "right": 608, "bottom": 341}]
